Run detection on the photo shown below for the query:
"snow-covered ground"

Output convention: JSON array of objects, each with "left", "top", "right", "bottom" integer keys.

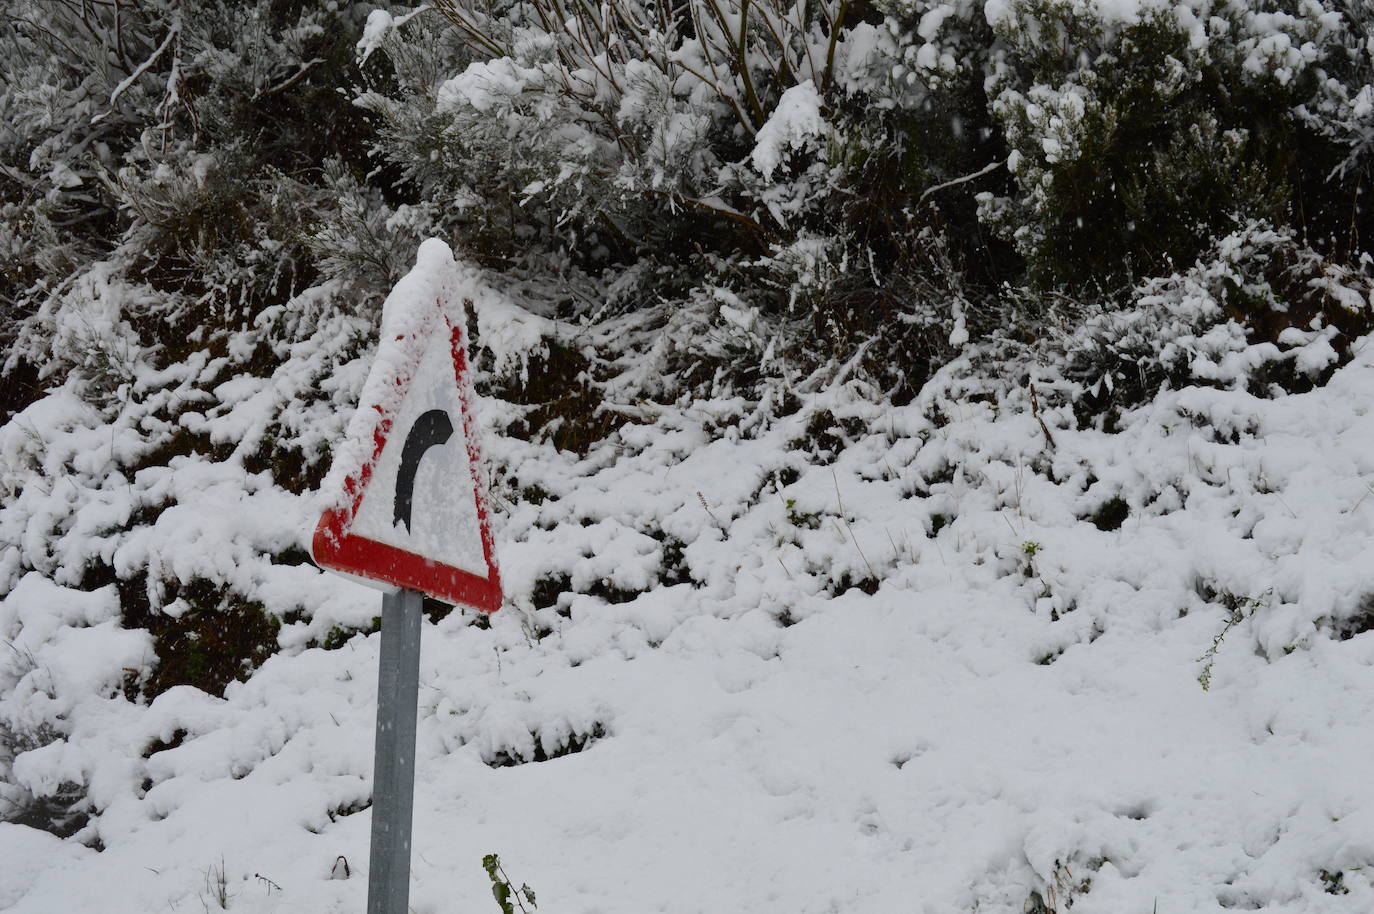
[{"left": 6, "top": 259, "right": 1374, "bottom": 912}]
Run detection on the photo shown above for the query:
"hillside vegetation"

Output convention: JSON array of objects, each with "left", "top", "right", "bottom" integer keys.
[{"left": 4, "top": 1, "right": 1374, "bottom": 912}]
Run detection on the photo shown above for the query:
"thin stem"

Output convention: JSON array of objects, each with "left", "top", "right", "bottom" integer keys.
[{"left": 820, "top": 0, "right": 847, "bottom": 91}]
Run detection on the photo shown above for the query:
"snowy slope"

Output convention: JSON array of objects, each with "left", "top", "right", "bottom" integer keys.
[{"left": 5, "top": 266, "right": 1374, "bottom": 913}]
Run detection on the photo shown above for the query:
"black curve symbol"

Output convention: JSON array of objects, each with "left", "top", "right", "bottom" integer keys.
[{"left": 393, "top": 408, "right": 454, "bottom": 533}]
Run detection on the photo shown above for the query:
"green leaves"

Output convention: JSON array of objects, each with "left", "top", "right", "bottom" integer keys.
[{"left": 482, "top": 853, "right": 538, "bottom": 914}]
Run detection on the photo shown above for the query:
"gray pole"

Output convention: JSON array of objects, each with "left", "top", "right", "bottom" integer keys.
[{"left": 368, "top": 587, "right": 424, "bottom": 914}]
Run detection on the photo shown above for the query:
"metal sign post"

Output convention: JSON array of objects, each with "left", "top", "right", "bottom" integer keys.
[{"left": 367, "top": 587, "right": 424, "bottom": 914}]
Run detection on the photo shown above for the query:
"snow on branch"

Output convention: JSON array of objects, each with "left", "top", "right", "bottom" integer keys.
[
  {"left": 90, "top": 19, "right": 181, "bottom": 126},
  {"left": 918, "top": 160, "right": 1004, "bottom": 203}
]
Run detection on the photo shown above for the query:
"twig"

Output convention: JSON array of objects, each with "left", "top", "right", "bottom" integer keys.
[
  {"left": 820, "top": 0, "right": 850, "bottom": 90},
  {"left": 831, "top": 470, "right": 876, "bottom": 581},
  {"left": 885, "top": 527, "right": 906, "bottom": 564},
  {"left": 696, "top": 491, "right": 727, "bottom": 531},
  {"left": 919, "top": 160, "right": 1004, "bottom": 203},
  {"left": 252, "top": 58, "right": 324, "bottom": 101},
  {"left": 92, "top": 19, "right": 181, "bottom": 125},
  {"left": 1001, "top": 510, "right": 1019, "bottom": 536},
  {"left": 1029, "top": 382, "right": 1056, "bottom": 451},
  {"left": 494, "top": 859, "right": 535, "bottom": 914},
  {"left": 640, "top": 187, "right": 775, "bottom": 244}
]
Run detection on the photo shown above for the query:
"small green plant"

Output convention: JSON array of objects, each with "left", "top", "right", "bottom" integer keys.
[
  {"left": 319, "top": 616, "right": 382, "bottom": 650},
  {"left": 482, "top": 853, "right": 537, "bottom": 914},
  {"left": 1020, "top": 539, "right": 1043, "bottom": 580},
  {"left": 320, "top": 625, "right": 355, "bottom": 650},
  {"left": 1319, "top": 868, "right": 1349, "bottom": 895},
  {"left": 784, "top": 498, "right": 822, "bottom": 530}
]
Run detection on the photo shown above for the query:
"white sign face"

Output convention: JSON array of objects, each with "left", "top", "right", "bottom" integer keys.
[
  {"left": 348, "top": 323, "right": 488, "bottom": 578},
  {"left": 312, "top": 239, "right": 501, "bottom": 611}
]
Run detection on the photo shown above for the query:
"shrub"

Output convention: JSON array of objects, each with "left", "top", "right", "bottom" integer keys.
[
  {"left": 978, "top": 0, "right": 1313, "bottom": 291},
  {"left": 358, "top": 0, "right": 1022, "bottom": 410}
]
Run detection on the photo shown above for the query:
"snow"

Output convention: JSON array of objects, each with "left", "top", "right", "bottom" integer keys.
[
  {"left": 751, "top": 81, "right": 827, "bottom": 180},
  {"left": 0, "top": 825, "right": 90, "bottom": 909},
  {"left": 985, "top": 0, "right": 1167, "bottom": 27},
  {"left": 356, "top": 9, "right": 393, "bottom": 64},
  {"left": 357, "top": 8, "right": 433, "bottom": 65},
  {"left": 436, "top": 58, "right": 547, "bottom": 116},
  {"left": 6, "top": 259, "right": 1374, "bottom": 910}
]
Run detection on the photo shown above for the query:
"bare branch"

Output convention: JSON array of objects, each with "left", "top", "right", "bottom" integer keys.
[
  {"left": 918, "top": 159, "right": 1005, "bottom": 202},
  {"left": 252, "top": 58, "right": 325, "bottom": 102},
  {"left": 90, "top": 18, "right": 180, "bottom": 125}
]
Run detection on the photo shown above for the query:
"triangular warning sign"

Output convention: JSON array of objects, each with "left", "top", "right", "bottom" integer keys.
[{"left": 311, "top": 243, "right": 501, "bottom": 612}]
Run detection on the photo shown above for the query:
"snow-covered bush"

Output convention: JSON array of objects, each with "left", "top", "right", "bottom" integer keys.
[
  {"left": 350, "top": 0, "right": 1374, "bottom": 411},
  {"left": 975, "top": 221, "right": 1374, "bottom": 432},
  {"left": 357, "top": 0, "right": 1004, "bottom": 404},
  {"left": 0, "top": 0, "right": 396, "bottom": 838},
  {"left": 976, "top": 0, "right": 1322, "bottom": 290}
]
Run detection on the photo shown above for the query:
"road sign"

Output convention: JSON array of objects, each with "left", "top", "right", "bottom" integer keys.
[
  {"left": 311, "top": 275, "right": 501, "bottom": 613},
  {"left": 310, "top": 241, "right": 504, "bottom": 914}
]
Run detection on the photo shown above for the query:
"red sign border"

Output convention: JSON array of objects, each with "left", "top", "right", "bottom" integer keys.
[{"left": 311, "top": 308, "right": 502, "bottom": 613}]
